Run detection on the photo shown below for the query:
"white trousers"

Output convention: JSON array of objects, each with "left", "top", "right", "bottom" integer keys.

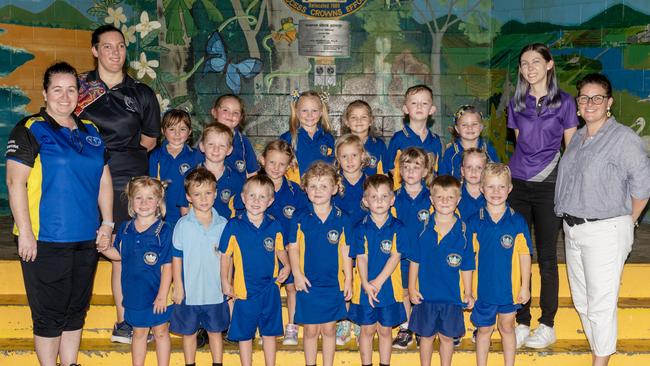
[{"left": 563, "top": 215, "right": 633, "bottom": 357}]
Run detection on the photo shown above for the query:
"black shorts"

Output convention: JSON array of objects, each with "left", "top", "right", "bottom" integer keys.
[{"left": 21, "top": 239, "right": 99, "bottom": 337}]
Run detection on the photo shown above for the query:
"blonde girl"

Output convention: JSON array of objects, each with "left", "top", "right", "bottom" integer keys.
[
  {"left": 99, "top": 177, "right": 173, "bottom": 366},
  {"left": 439, "top": 105, "right": 499, "bottom": 179},
  {"left": 258, "top": 139, "right": 309, "bottom": 346},
  {"left": 341, "top": 100, "right": 387, "bottom": 176},
  {"left": 280, "top": 91, "right": 335, "bottom": 183}
]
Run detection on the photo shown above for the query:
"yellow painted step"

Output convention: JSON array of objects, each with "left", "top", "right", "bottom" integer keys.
[
  {"left": 2, "top": 302, "right": 649, "bottom": 340},
  {"left": 2, "top": 339, "right": 650, "bottom": 366},
  {"left": 2, "top": 261, "right": 650, "bottom": 298}
]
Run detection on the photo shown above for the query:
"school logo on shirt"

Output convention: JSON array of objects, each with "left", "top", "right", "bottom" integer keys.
[
  {"left": 220, "top": 189, "right": 232, "bottom": 203},
  {"left": 123, "top": 95, "right": 139, "bottom": 113},
  {"left": 263, "top": 237, "right": 275, "bottom": 252},
  {"left": 327, "top": 230, "right": 340, "bottom": 244},
  {"left": 320, "top": 145, "right": 329, "bottom": 156},
  {"left": 369, "top": 155, "right": 377, "bottom": 168},
  {"left": 417, "top": 209, "right": 430, "bottom": 222},
  {"left": 143, "top": 251, "right": 158, "bottom": 265},
  {"left": 501, "top": 234, "right": 514, "bottom": 249},
  {"left": 446, "top": 253, "right": 462, "bottom": 268},
  {"left": 85, "top": 136, "right": 102, "bottom": 146},
  {"left": 179, "top": 163, "right": 191, "bottom": 175},
  {"left": 283, "top": 205, "right": 296, "bottom": 219},
  {"left": 235, "top": 160, "right": 246, "bottom": 173},
  {"left": 380, "top": 239, "right": 392, "bottom": 254}
]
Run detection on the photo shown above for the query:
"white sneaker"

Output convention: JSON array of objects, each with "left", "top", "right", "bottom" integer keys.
[
  {"left": 514, "top": 324, "right": 530, "bottom": 349},
  {"left": 282, "top": 324, "right": 299, "bottom": 346},
  {"left": 524, "top": 324, "right": 556, "bottom": 349}
]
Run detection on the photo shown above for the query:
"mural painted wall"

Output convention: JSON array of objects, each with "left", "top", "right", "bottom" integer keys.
[{"left": 0, "top": 0, "right": 649, "bottom": 216}]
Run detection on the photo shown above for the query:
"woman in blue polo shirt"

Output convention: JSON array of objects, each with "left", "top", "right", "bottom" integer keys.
[
  {"left": 6, "top": 62, "right": 113, "bottom": 366},
  {"left": 506, "top": 43, "right": 578, "bottom": 349}
]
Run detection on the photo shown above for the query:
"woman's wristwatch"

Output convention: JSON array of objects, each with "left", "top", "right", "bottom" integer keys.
[{"left": 101, "top": 221, "right": 115, "bottom": 229}]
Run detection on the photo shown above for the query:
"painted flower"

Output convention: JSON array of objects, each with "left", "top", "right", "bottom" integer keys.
[
  {"left": 135, "top": 11, "right": 161, "bottom": 39},
  {"left": 157, "top": 94, "right": 170, "bottom": 112},
  {"left": 121, "top": 25, "right": 136, "bottom": 46},
  {"left": 105, "top": 7, "right": 127, "bottom": 28},
  {"left": 130, "top": 52, "right": 159, "bottom": 80}
]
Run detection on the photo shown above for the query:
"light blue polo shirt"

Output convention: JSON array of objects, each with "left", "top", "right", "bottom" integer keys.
[{"left": 172, "top": 207, "right": 228, "bottom": 305}]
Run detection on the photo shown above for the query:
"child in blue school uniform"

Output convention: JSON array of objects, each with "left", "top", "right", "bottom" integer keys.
[
  {"left": 469, "top": 163, "right": 533, "bottom": 366},
  {"left": 257, "top": 139, "right": 309, "bottom": 346},
  {"left": 194, "top": 122, "right": 244, "bottom": 219},
  {"left": 390, "top": 147, "right": 434, "bottom": 349},
  {"left": 386, "top": 85, "right": 443, "bottom": 189},
  {"left": 280, "top": 90, "right": 335, "bottom": 184},
  {"left": 457, "top": 148, "right": 489, "bottom": 220},
  {"left": 98, "top": 177, "right": 173, "bottom": 366},
  {"left": 349, "top": 174, "right": 408, "bottom": 366},
  {"left": 210, "top": 94, "right": 259, "bottom": 179},
  {"left": 149, "top": 109, "right": 203, "bottom": 226},
  {"left": 288, "top": 161, "right": 353, "bottom": 366},
  {"left": 438, "top": 105, "right": 499, "bottom": 180},
  {"left": 408, "top": 175, "right": 475, "bottom": 366},
  {"left": 220, "top": 175, "right": 291, "bottom": 366},
  {"left": 341, "top": 100, "right": 387, "bottom": 176},
  {"left": 170, "top": 168, "right": 229, "bottom": 366}
]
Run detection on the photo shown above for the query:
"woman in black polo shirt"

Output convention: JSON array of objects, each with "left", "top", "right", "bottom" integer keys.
[
  {"left": 7, "top": 62, "right": 113, "bottom": 366},
  {"left": 75, "top": 24, "right": 161, "bottom": 343}
]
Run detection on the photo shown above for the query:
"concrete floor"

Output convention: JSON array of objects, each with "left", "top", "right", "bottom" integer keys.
[{"left": 0, "top": 215, "right": 648, "bottom": 262}]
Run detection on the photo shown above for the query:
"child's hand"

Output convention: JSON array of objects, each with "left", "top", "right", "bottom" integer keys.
[
  {"left": 463, "top": 292, "right": 475, "bottom": 310},
  {"left": 410, "top": 289, "right": 424, "bottom": 305},
  {"left": 222, "top": 282, "right": 235, "bottom": 300},
  {"left": 362, "top": 281, "right": 379, "bottom": 307},
  {"left": 153, "top": 296, "right": 167, "bottom": 314},
  {"left": 95, "top": 233, "right": 111, "bottom": 252},
  {"left": 277, "top": 266, "right": 291, "bottom": 283},
  {"left": 517, "top": 287, "right": 531, "bottom": 305},
  {"left": 343, "top": 277, "right": 352, "bottom": 301},
  {"left": 172, "top": 285, "right": 184, "bottom": 305},
  {"left": 294, "top": 274, "right": 311, "bottom": 293}
]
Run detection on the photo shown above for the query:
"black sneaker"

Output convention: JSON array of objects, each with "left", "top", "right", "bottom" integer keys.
[
  {"left": 472, "top": 328, "right": 477, "bottom": 343},
  {"left": 111, "top": 321, "right": 133, "bottom": 344},
  {"left": 453, "top": 336, "right": 462, "bottom": 347},
  {"left": 392, "top": 328, "right": 413, "bottom": 349},
  {"left": 197, "top": 328, "right": 209, "bottom": 348},
  {"left": 416, "top": 334, "right": 421, "bottom": 348}
]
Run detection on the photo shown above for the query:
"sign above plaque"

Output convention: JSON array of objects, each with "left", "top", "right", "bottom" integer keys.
[
  {"left": 282, "top": 0, "right": 367, "bottom": 19},
  {"left": 298, "top": 20, "right": 350, "bottom": 57}
]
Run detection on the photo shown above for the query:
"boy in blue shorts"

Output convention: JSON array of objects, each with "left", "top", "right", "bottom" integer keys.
[
  {"left": 170, "top": 167, "right": 229, "bottom": 366},
  {"left": 469, "top": 163, "right": 532, "bottom": 366},
  {"left": 408, "top": 175, "right": 475, "bottom": 366},
  {"left": 219, "top": 175, "right": 291, "bottom": 366},
  {"left": 349, "top": 174, "right": 407, "bottom": 366}
]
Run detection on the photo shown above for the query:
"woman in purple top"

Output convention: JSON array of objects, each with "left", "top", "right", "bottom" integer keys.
[{"left": 506, "top": 43, "right": 578, "bottom": 349}]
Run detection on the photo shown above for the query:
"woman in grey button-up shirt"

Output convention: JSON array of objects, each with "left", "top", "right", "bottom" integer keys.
[{"left": 555, "top": 73, "right": 650, "bottom": 366}]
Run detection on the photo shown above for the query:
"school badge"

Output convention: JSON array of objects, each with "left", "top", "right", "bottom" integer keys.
[
  {"left": 235, "top": 160, "right": 246, "bottom": 173},
  {"left": 179, "top": 163, "right": 191, "bottom": 175},
  {"left": 263, "top": 237, "right": 275, "bottom": 252},
  {"left": 500, "top": 234, "right": 514, "bottom": 249},
  {"left": 143, "top": 251, "right": 158, "bottom": 265},
  {"left": 320, "top": 144, "right": 329, "bottom": 156},
  {"left": 85, "top": 136, "right": 102, "bottom": 147},
  {"left": 380, "top": 239, "right": 392, "bottom": 254},
  {"left": 417, "top": 209, "right": 430, "bottom": 222},
  {"left": 220, "top": 189, "right": 232, "bottom": 203},
  {"left": 369, "top": 155, "right": 377, "bottom": 168},
  {"left": 283, "top": 205, "right": 296, "bottom": 219},
  {"left": 327, "top": 229, "right": 340, "bottom": 244},
  {"left": 447, "top": 253, "right": 462, "bottom": 268}
]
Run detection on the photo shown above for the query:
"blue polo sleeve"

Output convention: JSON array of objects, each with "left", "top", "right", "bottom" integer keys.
[
  {"left": 460, "top": 225, "right": 475, "bottom": 271},
  {"left": 438, "top": 144, "right": 454, "bottom": 176},
  {"left": 348, "top": 227, "right": 363, "bottom": 258},
  {"left": 242, "top": 134, "right": 260, "bottom": 174},
  {"left": 395, "top": 224, "right": 409, "bottom": 259},
  {"left": 148, "top": 148, "right": 162, "bottom": 178},
  {"left": 171, "top": 220, "right": 185, "bottom": 258},
  {"left": 287, "top": 212, "right": 300, "bottom": 245},
  {"left": 385, "top": 134, "right": 401, "bottom": 172},
  {"left": 113, "top": 221, "right": 127, "bottom": 255},
  {"left": 218, "top": 221, "right": 234, "bottom": 254},
  {"left": 158, "top": 223, "right": 173, "bottom": 265}
]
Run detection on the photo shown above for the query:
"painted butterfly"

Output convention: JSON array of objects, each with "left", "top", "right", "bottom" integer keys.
[{"left": 204, "top": 31, "right": 263, "bottom": 94}]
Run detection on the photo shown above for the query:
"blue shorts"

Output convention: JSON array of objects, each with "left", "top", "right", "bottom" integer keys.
[
  {"left": 470, "top": 301, "right": 521, "bottom": 327},
  {"left": 125, "top": 305, "right": 174, "bottom": 328},
  {"left": 170, "top": 301, "right": 230, "bottom": 335},
  {"left": 408, "top": 302, "right": 465, "bottom": 338},
  {"left": 348, "top": 302, "right": 406, "bottom": 327},
  {"left": 400, "top": 258, "right": 410, "bottom": 289},
  {"left": 295, "top": 286, "right": 347, "bottom": 325},
  {"left": 228, "top": 284, "right": 283, "bottom": 341}
]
